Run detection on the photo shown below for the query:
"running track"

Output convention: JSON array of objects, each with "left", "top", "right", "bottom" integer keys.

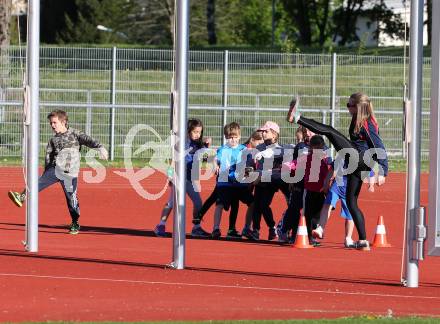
[{"left": 0, "top": 167, "right": 439, "bottom": 321}]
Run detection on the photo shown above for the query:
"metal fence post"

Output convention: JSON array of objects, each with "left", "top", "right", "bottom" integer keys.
[
  {"left": 255, "top": 94, "right": 260, "bottom": 129},
  {"left": 221, "top": 50, "right": 229, "bottom": 145},
  {"left": 109, "top": 47, "right": 116, "bottom": 160},
  {"left": 402, "top": 83, "right": 407, "bottom": 159},
  {"left": 330, "top": 53, "right": 337, "bottom": 157},
  {"left": 0, "top": 88, "right": 4, "bottom": 123},
  {"left": 86, "top": 90, "right": 92, "bottom": 135}
]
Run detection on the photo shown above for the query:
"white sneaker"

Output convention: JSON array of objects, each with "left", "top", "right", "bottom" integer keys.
[
  {"left": 311, "top": 226, "right": 324, "bottom": 239},
  {"left": 344, "top": 238, "right": 356, "bottom": 248}
]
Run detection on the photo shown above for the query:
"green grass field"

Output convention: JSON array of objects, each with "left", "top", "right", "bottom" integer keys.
[{"left": 0, "top": 47, "right": 432, "bottom": 160}]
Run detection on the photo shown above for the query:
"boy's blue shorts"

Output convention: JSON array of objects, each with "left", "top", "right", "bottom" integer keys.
[{"left": 324, "top": 183, "right": 352, "bottom": 220}]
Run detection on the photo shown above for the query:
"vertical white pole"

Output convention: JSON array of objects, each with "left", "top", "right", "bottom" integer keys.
[
  {"left": 172, "top": 0, "right": 189, "bottom": 269},
  {"left": 26, "top": 0, "right": 40, "bottom": 253},
  {"left": 109, "top": 46, "right": 116, "bottom": 161},
  {"left": 86, "top": 90, "right": 92, "bottom": 135},
  {"left": 330, "top": 52, "right": 337, "bottom": 157},
  {"left": 428, "top": 0, "right": 440, "bottom": 256},
  {"left": 222, "top": 50, "right": 228, "bottom": 144},
  {"left": 404, "top": 0, "right": 424, "bottom": 288}
]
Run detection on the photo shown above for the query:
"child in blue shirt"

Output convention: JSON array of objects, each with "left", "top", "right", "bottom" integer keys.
[{"left": 211, "top": 122, "right": 254, "bottom": 238}]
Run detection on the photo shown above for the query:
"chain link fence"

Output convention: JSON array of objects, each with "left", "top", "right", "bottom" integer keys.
[{"left": 0, "top": 46, "right": 432, "bottom": 160}]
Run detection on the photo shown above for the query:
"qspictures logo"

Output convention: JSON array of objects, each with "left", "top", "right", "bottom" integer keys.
[{"left": 56, "top": 124, "right": 387, "bottom": 200}]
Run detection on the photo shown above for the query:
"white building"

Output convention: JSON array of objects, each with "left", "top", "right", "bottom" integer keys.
[
  {"left": 379, "top": 0, "right": 428, "bottom": 46},
  {"left": 337, "top": 0, "right": 428, "bottom": 47}
]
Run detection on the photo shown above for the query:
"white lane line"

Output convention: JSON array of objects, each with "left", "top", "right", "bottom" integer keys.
[{"left": 0, "top": 272, "right": 439, "bottom": 301}]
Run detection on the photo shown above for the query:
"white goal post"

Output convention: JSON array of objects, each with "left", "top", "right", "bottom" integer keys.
[{"left": 428, "top": 0, "right": 440, "bottom": 256}]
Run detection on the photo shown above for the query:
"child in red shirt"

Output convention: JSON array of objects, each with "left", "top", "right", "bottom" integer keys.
[{"left": 285, "top": 135, "right": 332, "bottom": 245}]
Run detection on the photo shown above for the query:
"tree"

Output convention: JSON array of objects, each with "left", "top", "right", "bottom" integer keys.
[
  {"left": 57, "top": 0, "right": 135, "bottom": 44},
  {"left": 210, "top": 0, "right": 275, "bottom": 46},
  {"left": 280, "top": 0, "right": 332, "bottom": 46},
  {"left": 332, "top": 0, "right": 364, "bottom": 46},
  {"left": 41, "top": 0, "right": 77, "bottom": 44},
  {"left": 313, "top": 0, "right": 331, "bottom": 46},
  {"left": 129, "top": 0, "right": 174, "bottom": 46},
  {"left": 129, "top": 0, "right": 208, "bottom": 46},
  {"left": 239, "top": 0, "right": 273, "bottom": 46},
  {"left": 364, "top": 0, "right": 404, "bottom": 45},
  {"left": 0, "top": 0, "right": 12, "bottom": 50},
  {"left": 426, "top": 0, "right": 431, "bottom": 46},
  {"left": 206, "top": 0, "right": 216, "bottom": 45},
  {"left": 0, "top": 0, "right": 12, "bottom": 91}
]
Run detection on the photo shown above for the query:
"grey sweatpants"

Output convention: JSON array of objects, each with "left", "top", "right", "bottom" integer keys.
[{"left": 39, "top": 167, "right": 80, "bottom": 223}]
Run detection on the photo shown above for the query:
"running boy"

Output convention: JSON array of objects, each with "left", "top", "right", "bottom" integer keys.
[{"left": 8, "top": 109, "right": 108, "bottom": 234}]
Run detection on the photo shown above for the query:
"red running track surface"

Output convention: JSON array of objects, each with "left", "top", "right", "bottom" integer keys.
[{"left": 0, "top": 167, "right": 439, "bottom": 321}]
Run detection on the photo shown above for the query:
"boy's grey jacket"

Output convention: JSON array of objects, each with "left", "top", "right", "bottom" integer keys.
[{"left": 45, "top": 127, "right": 103, "bottom": 169}]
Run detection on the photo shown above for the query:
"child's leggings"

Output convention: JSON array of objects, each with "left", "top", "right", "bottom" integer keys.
[
  {"left": 165, "top": 181, "right": 203, "bottom": 220},
  {"left": 192, "top": 187, "right": 239, "bottom": 230}
]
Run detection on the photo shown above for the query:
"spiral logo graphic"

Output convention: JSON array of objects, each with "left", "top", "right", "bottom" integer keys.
[{"left": 114, "top": 124, "right": 172, "bottom": 200}]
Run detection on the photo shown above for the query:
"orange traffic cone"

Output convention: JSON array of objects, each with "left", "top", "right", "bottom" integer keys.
[
  {"left": 293, "top": 215, "right": 313, "bottom": 249},
  {"left": 372, "top": 215, "right": 392, "bottom": 248}
]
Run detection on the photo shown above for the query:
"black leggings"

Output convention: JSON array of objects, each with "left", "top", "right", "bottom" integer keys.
[
  {"left": 253, "top": 180, "right": 289, "bottom": 231},
  {"left": 252, "top": 185, "right": 277, "bottom": 230},
  {"left": 282, "top": 184, "right": 303, "bottom": 237},
  {"left": 297, "top": 116, "right": 368, "bottom": 240},
  {"left": 193, "top": 188, "right": 239, "bottom": 230}
]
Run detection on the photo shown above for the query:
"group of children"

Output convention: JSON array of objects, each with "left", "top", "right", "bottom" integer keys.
[
  {"left": 7, "top": 92, "right": 386, "bottom": 250},
  {"left": 153, "top": 114, "right": 378, "bottom": 248}
]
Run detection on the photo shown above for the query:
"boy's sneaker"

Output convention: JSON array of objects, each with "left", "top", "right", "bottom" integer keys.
[
  {"left": 312, "top": 226, "right": 324, "bottom": 239},
  {"left": 211, "top": 229, "right": 221, "bottom": 239},
  {"left": 8, "top": 191, "right": 25, "bottom": 207},
  {"left": 251, "top": 229, "right": 260, "bottom": 240},
  {"left": 275, "top": 223, "right": 283, "bottom": 238},
  {"left": 154, "top": 224, "right": 166, "bottom": 237},
  {"left": 289, "top": 234, "right": 295, "bottom": 244},
  {"left": 191, "top": 226, "right": 210, "bottom": 238},
  {"left": 241, "top": 227, "right": 255, "bottom": 240},
  {"left": 344, "top": 238, "right": 356, "bottom": 248},
  {"left": 276, "top": 219, "right": 283, "bottom": 231},
  {"left": 277, "top": 230, "right": 289, "bottom": 243},
  {"left": 309, "top": 238, "right": 321, "bottom": 247},
  {"left": 355, "top": 240, "right": 370, "bottom": 251},
  {"left": 226, "top": 229, "right": 242, "bottom": 239},
  {"left": 69, "top": 222, "right": 80, "bottom": 235},
  {"left": 268, "top": 227, "right": 277, "bottom": 240}
]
